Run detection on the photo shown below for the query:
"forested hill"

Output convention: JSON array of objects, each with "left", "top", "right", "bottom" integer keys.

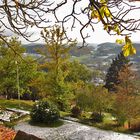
[
  {"left": 23, "top": 43, "right": 96, "bottom": 56},
  {"left": 23, "top": 42, "right": 140, "bottom": 71},
  {"left": 23, "top": 42, "right": 140, "bottom": 56}
]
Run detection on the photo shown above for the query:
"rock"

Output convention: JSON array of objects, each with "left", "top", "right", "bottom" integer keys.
[{"left": 14, "top": 130, "right": 43, "bottom": 140}]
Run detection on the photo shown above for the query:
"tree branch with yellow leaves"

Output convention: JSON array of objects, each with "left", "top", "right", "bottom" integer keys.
[{"left": 0, "top": 0, "right": 140, "bottom": 56}]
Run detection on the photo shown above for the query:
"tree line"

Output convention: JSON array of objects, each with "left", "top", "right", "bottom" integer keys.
[{"left": 0, "top": 26, "right": 140, "bottom": 129}]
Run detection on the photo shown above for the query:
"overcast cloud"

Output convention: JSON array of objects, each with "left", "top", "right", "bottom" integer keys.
[{"left": 2, "top": 0, "right": 140, "bottom": 44}]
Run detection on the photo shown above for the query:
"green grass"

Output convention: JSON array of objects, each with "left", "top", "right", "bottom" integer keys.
[
  {"left": 77, "top": 112, "right": 135, "bottom": 134},
  {"left": 4, "top": 115, "right": 30, "bottom": 128},
  {"left": 103, "top": 113, "right": 115, "bottom": 123},
  {"left": 60, "top": 111, "right": 71, "bottom": 117},
  {"left": 0, "top": 99, "right": 33, "bottom": 128},
  {"left": 0, "top": 99, "right": 34, "bottom": 111}
]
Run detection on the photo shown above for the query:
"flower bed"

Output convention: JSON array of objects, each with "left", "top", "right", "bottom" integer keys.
[{"left": 0, "top": 125, "right": 16, "bottom": 140}]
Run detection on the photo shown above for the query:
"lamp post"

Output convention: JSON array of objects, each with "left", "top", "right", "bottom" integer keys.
[{"left": 15, "top": 61, "right": 20, "bottom": 103}]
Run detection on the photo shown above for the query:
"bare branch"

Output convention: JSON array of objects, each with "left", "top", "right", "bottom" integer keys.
[{"left": 1, "top": 0, "right": 140, "bottom": 46}]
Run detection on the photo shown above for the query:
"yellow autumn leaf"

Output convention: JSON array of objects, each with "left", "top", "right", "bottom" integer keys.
[
  {"left": 130, "top": 47, "right": 136, "bottom": 55},
  {"left": 100, "top": 7, "right": 105, "bottom": 18},
  {"left": 116, "top": 39, "right": 124, "bottom": 45},
  {"left": 124, "top": 36, "right": 136, "bottom": 56},
  {"left": 90, "top": 6, "right": 94, "bottom": 10},
  {"left": 122, "top": 44, "right": 130, "bottom": 57},
  {"left": 14, "top": 0, "right": 19, "bottom": 8},
  {"left": 122, "top": 42, "right": 136, "bottom": 57},
  {"left": 104, "top": 6, "right": 112, "bottom": 18},
  {"left": 113, "top": 24, "right": 120, "bottom": 35},
  {"left": 125, "top": 36, "right": 132, "bottom": 44},
  {"left": 91, "top": 10, "right": 96, "bottom": 19},
  {"left": 91, "top": 10, "right": 100, "bottom": 21},
  {"left": 104, "top": 24, "right": 108, "bottom": 30},
  {"left": 100, "top": 0, "right": 108, "bottom": 4}
]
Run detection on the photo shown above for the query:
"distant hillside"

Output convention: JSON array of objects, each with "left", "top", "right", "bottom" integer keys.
[
  {"left": 23, "top": 42, "right": 140, "bottom": 72},
  {"left": 95, "top": 42, "right": 140, "bottom": 61},
  {"left": 91, "top": 42, "right": 140, "bottom": 72},
  {"left": 23, "top": 43, "right": 96, "bottom": 56},
  {"left": 23, "top": 43, "right": 44, "bottom": 54}
]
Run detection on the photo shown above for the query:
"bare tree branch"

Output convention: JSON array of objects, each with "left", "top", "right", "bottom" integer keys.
[
  {"left": 0, "top": 0, "right": 140, "bottom": 46},
  {"left": 47, "top": 0, "right": 140, "bottom": 46}
]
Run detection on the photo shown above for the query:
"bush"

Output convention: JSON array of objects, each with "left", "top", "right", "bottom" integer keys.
[
  {"left": 71, "top": 106, "right": 82, "bottom": 118},
  {"left": 90, "top": 112, "right": 103, "bottom": 123},
  {"left": 130, "top": 121, "right": 140, "bottom": 132},
  {"left": 30, "top": 100, "right": 60, "bottom": 124}
]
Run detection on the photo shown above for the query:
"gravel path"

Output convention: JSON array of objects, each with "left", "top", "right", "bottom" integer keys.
[{"left": 14, "top": 120, "right": 140, "bottom": 140}]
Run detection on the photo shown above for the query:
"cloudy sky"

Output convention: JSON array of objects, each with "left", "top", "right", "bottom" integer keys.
[{"left": 6, "top": 0, "right": 140, "bottom": 44}]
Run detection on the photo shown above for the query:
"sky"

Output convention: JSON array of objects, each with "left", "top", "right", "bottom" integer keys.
[
  {"left": 19, "top": 23, "right": 140, "bottom": 44},
  {"left": 6, "top": 0, "right": 140, "bottom": 44}
]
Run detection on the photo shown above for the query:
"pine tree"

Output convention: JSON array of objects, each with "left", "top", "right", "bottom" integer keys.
[{"left": 104, "top": 51, "right": 130, "bottom": 92}]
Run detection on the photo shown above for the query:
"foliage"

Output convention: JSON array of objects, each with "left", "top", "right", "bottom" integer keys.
[
  {"left": 0, "top": 38, "right": 38, "bottom": 99},
  {"left": 66, "top": 60, "right": 92, "bottom": 83},
  {"left": 113, "top": 64, "right": 140, "bottom": 127},
  {"left": 39, "top": 26, "right": 76, "bottom": 106},
  {"left": 38, "top": 26, "right": 92, "bottom": 111},
  {"left": 90, "top": 112, "right": 103, "bottom": 123},
  {"left": 130, "top": 119, "right": 140, "bottom": 132},
  {"left": 71, "top": 106, "right": 82, "bottom": 118},
  {"left": 30, "top": 100, "right": 60, "bottom": 124},
  {"left": 90, "top": 1, "right": 138, "bottom": 56},
  {"left": 116, "top": 36, "right": 136, "bottom": 57},
  {"left": 0, "top": 99, "right": 34, "bottom": 111},
  {"left": 28, "top": 71, "right": 47, "bottom": 100},
  {"left": 77, "top": 85, "right": 112, "bottom": 115},
  {"left": 0, "top": 126, "right": 16, "bottom": 140},
  {"left": 104, "top": 51, "right": 130, "bottom": 92}
]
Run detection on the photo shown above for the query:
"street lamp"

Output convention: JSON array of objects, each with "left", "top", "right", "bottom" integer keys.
[{"left": 15, "top": 61, "right": 20, "bottom": 102}]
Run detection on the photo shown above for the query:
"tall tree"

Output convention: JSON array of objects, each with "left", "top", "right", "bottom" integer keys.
[
  {"left": 77, "top": 85, "right": 112, "bottom": 117},
  {"left": 38, "top": 26, "right": 93, "bottom": 110},
  {"left": 0, "top": 38, "right": 38, "bottom": 99},
  {"left": 113, "top": 64, "right": 140, "bottom": 128},
  {"left": 104, "top": 51, "right": 129, "bottom": 92},
  {"left": 38, "top": 26, "right": 76, "bottom": 110}
]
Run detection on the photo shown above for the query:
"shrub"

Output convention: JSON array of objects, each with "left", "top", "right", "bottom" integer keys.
[
  {"left": 130, "top": 121, "right": 140, "bottom": 132},
  {"left": 30, "top": 100, "right": 60, "bottom": 124},
  {"left": 90, "top": 112, "right": 103, "bottom": 123},
  {"left": 71, "top": 106, "right": 82, "bottom": 118}
]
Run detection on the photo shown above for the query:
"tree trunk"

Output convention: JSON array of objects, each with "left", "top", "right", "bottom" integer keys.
[{"left": 124, "top": 120, "right": 131, "bottom": 129}]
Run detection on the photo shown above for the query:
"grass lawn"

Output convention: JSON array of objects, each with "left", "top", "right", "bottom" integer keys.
[
  {"left": 78, "top": 112, "right": 136, "bottom": 134},
  {"left": 4, "top": 115, "right": 30, "bottom": 128},
  {"left": 60, "top": 111, "right": 71, "bottom": 117},
  {"left": 0, "top": 99, "right": 34, "bottom": 111}
]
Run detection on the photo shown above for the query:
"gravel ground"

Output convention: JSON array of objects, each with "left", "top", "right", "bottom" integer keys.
[{"left": 14, "top": 120, "right": 140, "bottom": 140}]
